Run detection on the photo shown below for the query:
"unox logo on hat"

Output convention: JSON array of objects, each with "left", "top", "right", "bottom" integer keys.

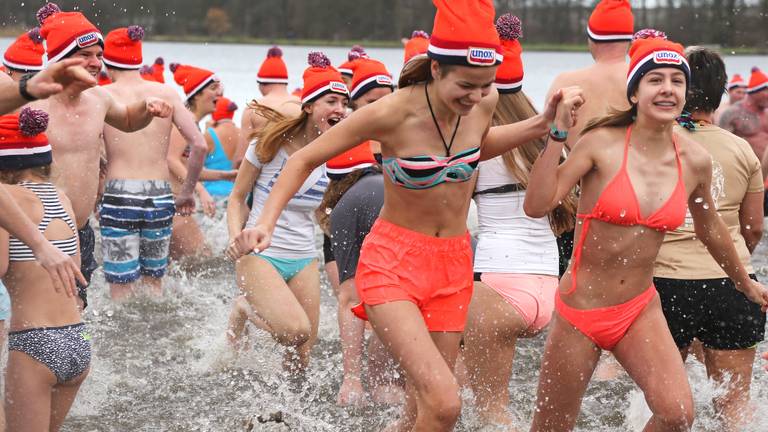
[
  {"left": 76, "top": 32, "right": 99, "bottom": 48},
  {"left": 467, "top": 47, "right": 496, "bottom": 66},
  {"left": 330, "top": 81, "right": 348, "bottom": 94},
  {"left": 653, "top": 51, "right": 682, "bottom": 65},
  {"left": 375, "top": 75, "right": 393, "bottom": 86}
]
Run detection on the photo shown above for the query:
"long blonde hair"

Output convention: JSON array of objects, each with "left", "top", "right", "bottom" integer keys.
[
  {"left": 249, "top": 102, "right": 308, "bottom": 164},
  {"left": 493, "top": 92, "right": 576, "bottom": 235}
]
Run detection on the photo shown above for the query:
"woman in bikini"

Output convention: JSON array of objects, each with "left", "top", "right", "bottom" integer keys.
[
  {"left": 524, "top": 36, "right": 768, "bottom": 431},
  {"left": 0, "top": 108, "right": 91, "bottom": 432},
  {"left": 225, "top": 52, "right": 347, "bottom": 373},
  {"left": 226, "top": 1, "right": 583, "bottom": 429},
  {"left": 202, "top": 96, "right": 240, "bottom": 200}
]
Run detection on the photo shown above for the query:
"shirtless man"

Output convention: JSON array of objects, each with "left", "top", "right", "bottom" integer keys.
[
  {"left": 100, "top": 26, "right": 207, "bottom": 299},
  {"left": 718, "top": 67, "right": 768, "bottom": 168},
  {"left": 714, "top": 73, "right": 747, "bottom": 123},
  {"left": 33, "top": 4, "right": 172, "bottom": 307},
  {"left": 233, "top": 46, "right": 300, "bottom": 167}
]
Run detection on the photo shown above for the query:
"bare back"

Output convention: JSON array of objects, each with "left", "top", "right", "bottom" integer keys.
[
  {"left": 547, "top": 61, "right": 629, "bottom": 149},
  {"left": 718, "top": 100, "right": 768, "bottom": 159},
  {"left": 102, "top": 77, "right": 178, "bottom": 182}
]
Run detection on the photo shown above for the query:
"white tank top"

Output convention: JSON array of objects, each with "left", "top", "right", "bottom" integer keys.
[{"left": 472, "top": 156, "right": 558, "bottom": 275}]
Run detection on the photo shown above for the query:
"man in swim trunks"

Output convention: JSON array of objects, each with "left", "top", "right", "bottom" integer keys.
[
  {"left": 234, "top": 46, "right": 300, "bottom": 167},
  {"left": 100, "top": 26, "right": 207, "bottom": 299},
  {"left": 718, "top": 67, "right": 768, "bottom": 170},
  {"left": 31, "top": 4, "right": 172, "bottom": 308}
]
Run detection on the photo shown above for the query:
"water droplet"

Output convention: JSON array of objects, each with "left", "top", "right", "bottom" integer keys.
[
  {"left": 619, "top": 209, "right": 627, "bottom": 218},
  {"left": 702, "top": 203, "right": 710, "bottom": 210},
  {"left": 746, "top": 224, "right": 751, "bottom": 230},
  {"left": 694, "top": 197, "right": 704, "bottom": 203}
]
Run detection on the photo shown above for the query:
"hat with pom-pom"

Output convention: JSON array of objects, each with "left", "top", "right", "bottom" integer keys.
[
  {"left": 326, "top": 141, "right": 377, "bottom": 180},
  {"left": 350, "top": 58, "right": 394, "bottom": 100},
  {"left": 152, "top": 57, "right": 165, "bottom": 83},
  {"left": 747, "top": 67, "right": 768, "bottom": 94},
  {"left": 139, "top": 65, "right": 157, "bottom": 82},
  {"left": 291, "top": 87, "right": 302, "bottom": 98},
  {"left": 37, "top": 3, "right": 103, "bottom": 63},
  {"left": 0, "top": 107, "right": 52, "bottom": 170},
  {"left": 2, "top": 28, "right": 46, "bottom": 72},
  {"left": 301, "top": 52, "right": 348, "bottom": 104},
  {"left": 338, "top": 46, "right": 368, "bottom": 77},
  {"left": 403, "top": 30, "right": 430, "bottom": 65},
  {"left": 97, "top": 69, "right": 112, "bottom": 86},
  {"left": 428, "top": 0, "right": 502, "bottom": 67},
  {"left": 103, "top": 26, "right": 145, "bottom": 69},
  {"left": 212, "top": 97, "right": 238, "bottom": 121},
  {"left": 627, "top": 36, "right": 689, "bottom": 102},
  {"left": 727, "top": 73, "right": 746, "bottom": 90},
  {"left": 495, "top": 14, "right": 524, "bottom": 94},
  {"left": 588, "top": 0, "right": 634, "bottom": 43},
  {"left": 171, "top": 63, "right": 219, "bottom": 102},
  {"left": 257, "top": 46, "right": 289, "bottom": 84}
]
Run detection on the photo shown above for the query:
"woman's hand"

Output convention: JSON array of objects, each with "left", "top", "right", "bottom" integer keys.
[
  {"left": 226, "top": 225, "right": 271, "bottom": 260},
  {"left": 32, "top": 240, "right": 86, "bottom": 297},
  {"left": 543, "top": 87, "right": 585, "bottom": 131},
  {"left": 737, "top": 279, "right": 768, "bottom": 312},
  {"left": 197, "top": 187, "right": 216, "bottom": 217}
]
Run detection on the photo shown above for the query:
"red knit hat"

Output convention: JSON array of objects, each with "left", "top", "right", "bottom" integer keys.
[
  {"left": 350, "top": 59, "right": 394, "bottom": 100},
  {"left": 97, "top": 70, "right": 112, "bottom": 86},
  {"left": 103, "top": 26, "right": 144, "bottom": 69},
  {"left": 403, "top": 30, "right": 430, "bottom": 65},
  {"left": 3, "top": 28, "right": 45, "bottom": 72},
  {"left": 139, "top": 65, "right": 157, "bottom": 82},
  {"left": 291, "top": 87, "right": 302, "bottom": 97},
  {"left": 301, "top": 52, "right": 349, "bottom": 104},
  {"left": 170, "top": 63, "right": 219, "bottom": 101},
  {"left": 37, "top": 3, "right": 103, "bottom": 63},
  {"left": 212, "top": 97, "right": 238, "bottom": 121},
  {"left": 747, "top": 67, "right": 768, "bottom": 94},
  {"left": 0, "top": 107, "right": 52, "bottom": 170},
  {"left": 338, "top": 46, "right": 368, "bottom": 77},
  {"left": 495, "top": 14, "right": 523, "bottom": 94},
  {"left": 588, "top": 0, "right": 634, "bottom": 43},
  {"left": 727, "top": 73, "right": 746, "bottom": 90},
  {"left": 627, "top": 37, "right": 690, "bottom": 102},
  {"left": 326, "top": 141, "right": 377, "bottom": 180},
  {"left": 427, "top": 0, "right": 502, "bottom": 67},
  {"left": 152, "top": 57, "right": 165, "bottom": 83},
  {"left": 257, "top": 46, "right": 288, "bottom": 84}
]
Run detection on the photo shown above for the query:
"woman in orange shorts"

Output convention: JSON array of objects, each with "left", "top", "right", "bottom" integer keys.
[
  {"left": 524, "top": 34, "right": 768, "bottom": 431},
  {"left": 227, "top": 1, "right": 583, "bottom": 429}
]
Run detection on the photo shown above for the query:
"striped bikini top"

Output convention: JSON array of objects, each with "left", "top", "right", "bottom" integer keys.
[
  {"left": 8, "top": 182, "right": 78, "bottom": 262},
  {"left": 382, "top": 146, "right": 480, "bottom": 190}
]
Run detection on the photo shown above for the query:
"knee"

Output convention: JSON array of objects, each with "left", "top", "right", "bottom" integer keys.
[
  {"left": 421, "top": 381, "right": 462, "bottom": 427},
  {"left": 651, "top": 395, "right": 694, "bottom": 430},
  {"left": 337, "top": 284, "right": 359, "bottom": 309},
  {"left": 273, "top": 319, "right": 311, "bottom": 347}
]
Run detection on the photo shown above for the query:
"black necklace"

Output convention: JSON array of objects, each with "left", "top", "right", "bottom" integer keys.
[{"left": 425, "top": 83, "right": 461, "bottom": 157}]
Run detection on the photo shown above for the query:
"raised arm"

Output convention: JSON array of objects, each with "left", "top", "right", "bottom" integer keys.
[
  {"left": 689, "top": 154, "right": 768, "bottom": 309},
  {"left": 0, "top": 59, "right": 96, "bottom": 114},
  {"left": 104, "top": 93, "right": 172, "bottom": 133},
  {"left": 170, "top": 94, "right": 207, "bottom": 215}
]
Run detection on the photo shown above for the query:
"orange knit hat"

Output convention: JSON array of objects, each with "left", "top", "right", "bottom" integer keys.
[
  {"left": 427, "top": 0, "right": 502, "bottom": 67},
  {"left": 103, "top": 26, "right": 144, "bottom": 69},
  {"left": 151, "top": 57, "right": 165, "bottom": 83},
  {"left": 727, "top": 73, "right": 746, "bottom": 90},
  {"left": 2, "top": 28, "right": 45, "bottom": 72},
  {"left": 37, "top": 3, "right": 103, "bottom": 63},
  {"left": 170, "top": 63, "right": 219, "bottom": 101},
  {"left": 257, "top": 46, "right": 289, "bottom": 84},
  {"left": 0, "top": 107, "right": 52, "bottom": 170},
  {"left": 212, "top": 97, "right": 238, "bottom": 121},
  {"left": 350, "top": 59, "right": 394, "bottom": 100},
  {"left": 403, "top": 30, "right": 430, "bottom": 65},
  {"left": 97, "top": 70, "right": 112, "bottom": 86},
  {"left": 748, "top": 67, "right": 768, "bottom": 94},
  {"left": 300, "top": 52, "right": 348, "bottom": 104},
  {"left": 338, "top": 46, "right": 368, "bottom": 77},
  {"left": 627, "top": 36, "right": 689, "bottom": 102},
  {"left": 494, "top": 14, "right": 523, "bottom": 94},
  {"left": 326, "top": 141, "right": 377, "bottom": 180},
  {"left": 139, "top": 65, "right": 157, "bottom": 82},
  {"left": 588, "top": 0, "right": 634, "bottom": 43}
]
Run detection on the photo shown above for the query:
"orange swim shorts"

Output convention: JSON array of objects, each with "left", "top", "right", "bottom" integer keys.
[{"left": 352, "top": 218, "right": 474, "bottom": 332}]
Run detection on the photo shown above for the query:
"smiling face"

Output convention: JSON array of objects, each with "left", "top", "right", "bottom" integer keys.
[
  {"left": 69, "top": 45, "right": 103, "bottom": 77},
  {"left": 431, "top": 61, "right": 497, "bottom": 116},
  {"left": 631, "top": 68, "right": 687, "bottom": 124},
  {"left": 305, "top": 92, "right": 348, "bottom": 133}
]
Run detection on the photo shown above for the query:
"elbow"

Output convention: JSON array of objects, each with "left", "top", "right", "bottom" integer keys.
[{"left": 523, "top": 200, "right": 548, "bottom": 219}]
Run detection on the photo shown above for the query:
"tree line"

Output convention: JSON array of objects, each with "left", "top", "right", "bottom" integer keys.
[{"left": 1, "top": 1, "right": 766, "bottom": 49}]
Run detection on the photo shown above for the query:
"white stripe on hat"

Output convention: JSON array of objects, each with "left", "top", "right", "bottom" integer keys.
[
  {"left": 256, "top": 77, "right": 289, "bottom": 84},
  {"left": 748, "top": 82, "right": 768, "bottom": 94},
  {"left": 494, "top": 80, "right": 522, "bottom": 91},
  {"left": 103, "top": 57, "right": 142, "bottom": 70},
  {"left": 2, "top": 57, "right": 44, "bottom": 72},
  {"left": 0, "top": 144, "right": 52, "bottom": 157},
  {"left": 350, "top": 74, "right": 393, "bottom": 99},
  {"left": 427, "top": 44, "right": 504, "bottom": 63},
  {"left": 626, "top": 51, "right": 690, "bottom": 88},
  {"left": 587, "top": 27, "right": 633, "bottom": 42},
  {"left": 301, "top": 82, "right": 349, "bottom": 104},
  {"left": 47, "top": 32, "right": 104, "bottom": 63},
  {"left": 185, "top": 74, "right": 218, "bottom": 102}
]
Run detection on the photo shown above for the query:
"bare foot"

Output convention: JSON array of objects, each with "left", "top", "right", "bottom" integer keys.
[
  {"left": 370, "top": 384, "right": 405, "bottom": 406},
  {"left": 337, "top": 377, "right": 367, "bottom": 407},
  {"left": 226, "top": 296, "right": 251, "bottom": 350}
]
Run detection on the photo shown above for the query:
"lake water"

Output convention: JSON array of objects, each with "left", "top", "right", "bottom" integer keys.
[{"left": 0, "top": 39, "right": 767, "bottom": 431}]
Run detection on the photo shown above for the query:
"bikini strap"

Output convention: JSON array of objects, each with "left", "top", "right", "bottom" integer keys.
[
  {"left": 622, "top": 126, "right": 632, "bottom": 170},
  {"left": 671, "top": 132, "right": 683, "bottom": 178}
]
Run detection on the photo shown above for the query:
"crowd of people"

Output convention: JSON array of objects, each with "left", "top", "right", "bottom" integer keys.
[{"left": 0, "top": 0, "right": 767, "bottom": 431}]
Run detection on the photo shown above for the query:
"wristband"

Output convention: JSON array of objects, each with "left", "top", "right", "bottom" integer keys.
[
  {"left": 19, "top": 73, "right": 39, "bottom": 101},
  {"left": 549, "top": 124, "right": 568, "bottom": 142}
]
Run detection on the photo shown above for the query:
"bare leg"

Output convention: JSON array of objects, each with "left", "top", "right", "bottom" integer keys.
[
  {"left": 226, "top": 295, "right": 271, "bottom": 350},
  {"left": 336, "top": 278, "right": 367, "bottom": 406},
  {"left": 140, "top": 275, "right": 163, "bottom": 297},
  {"left": 613, "top": 297, "right": 694, "bottom": 432},
  {"left": 463, "top": 282, "right": 527, "bottom": 429},
  {"left": 169, "top": 215, "right": 210, "bottom": 260},
  {"left": 530, "top": 313, "right": 601, "bottom": 431},
  {"left": 285, "top": 260, "right": 321, "bottom": 373},
  {"left": 366, "top": 301, "right": 463, "bottom": 432},
  {"left": 368, "top": 332, "right": 406, "bottom": 406},
  {"left": 703, "top": 347, "right": 756, "bottom": 432},
  {"left": 49, "top": 368, "right": 89, "bottom": 432},
  {"left": 109, "top": 282, "right": 136, "bottom": 300},
  {"left": 5, "top": 351, "right": 56, "bottom": 432}
]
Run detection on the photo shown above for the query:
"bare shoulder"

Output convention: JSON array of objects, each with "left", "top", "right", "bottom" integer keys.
[
  {"left": 478, "top": 87, "right": 499, "bottom": 117},
  {"left": 357, "top": 89, "right": 406, "bottom": 129},
  {"left": 675, "top": 131, "right": 711, "bottom": 172},
  {"left": 574, "top": 126, "right": 619, "bottom": 153}
]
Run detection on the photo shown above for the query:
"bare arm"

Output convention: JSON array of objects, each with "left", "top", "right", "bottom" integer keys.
[
  {"left": 226, "top": 158, "right": 261, "bottom": 239},
  {"left": 738, "top": 191, "right": 763, "bottom": 253},
  {"left": 104, "top": 93, "right": 172, "bottom": 133},
  {"left": 167, "top": 127, "right": 191, "bottom": 183},
  {"left": 171, "top": 95, "right": 207, "bottom": 199},
  {"left": 0, "top": 59, "right": 96, "bottom": 115}
]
